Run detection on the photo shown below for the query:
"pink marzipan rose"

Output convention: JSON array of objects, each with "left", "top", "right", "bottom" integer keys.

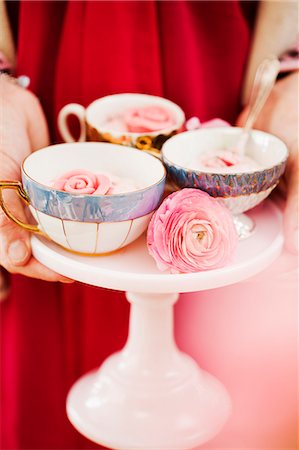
[
  {"left": 53, "top": 170, "right": 111, "bottom": 195},
  {"left": 201, "top": 149, "right": 240, "bottom": 168},
  {"left": 124, "top": 106, "right": 175, "bottom": 132},
  {"left": 147, "top": 188, "right": 238, "bottom": 273}
]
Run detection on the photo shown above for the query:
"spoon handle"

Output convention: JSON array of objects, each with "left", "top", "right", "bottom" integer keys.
[{"left": 243, "top": 56, "right": 281, "bottom": 134}]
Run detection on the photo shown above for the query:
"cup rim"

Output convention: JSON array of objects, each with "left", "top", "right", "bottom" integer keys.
[
  {"left": 22, "top": 142, "right": 166, "bottom": 198},
  {"left": 85, "top": 93, "right": 186, "bottom": 137},
  {"left": 161, "top": 127, "right": 289, "bottom": 176}
]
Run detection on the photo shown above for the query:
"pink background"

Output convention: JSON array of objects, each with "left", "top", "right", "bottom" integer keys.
[{"left": 176, "top": 248, "right": 298, "bottom": 449}]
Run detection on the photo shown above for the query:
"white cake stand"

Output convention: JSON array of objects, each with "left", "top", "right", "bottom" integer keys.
[{"left": 31, "top": 201, "right": 283, "bottom": 450}]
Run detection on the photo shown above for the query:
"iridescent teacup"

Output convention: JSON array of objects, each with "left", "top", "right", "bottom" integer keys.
[
  {"left": 162, "top": 127, "right": 288, "bottom": 238},
  {"left": 0, "top": 143, "right": 166, "bottom": 254},
  {"left": 58, "top": 93, "right": 185, "bottom": 155}
]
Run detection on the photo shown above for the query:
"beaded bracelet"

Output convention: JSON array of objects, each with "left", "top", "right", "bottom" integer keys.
[
  {"left": 279, "top": 37, "right": 299, "bottom": 74},
  {"left": 0, "top": 50, "right": 13, "bottom": 74},
  {"left": 0, "top": 71, "right": 30, "bottom": 89},
  {"left": 0, "top": 50, "right": 30, "bottom": 88}
]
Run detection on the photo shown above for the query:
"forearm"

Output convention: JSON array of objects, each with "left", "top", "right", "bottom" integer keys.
[{"left": 242, "top": 1, "right": 298, "bottom": 104}]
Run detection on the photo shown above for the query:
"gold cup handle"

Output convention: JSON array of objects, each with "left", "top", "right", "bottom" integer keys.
[
  {"left": 0, "top": 181, "right": 42, "bottom": 234},
  {"left": 135, "top": 136, "right": 162, "bottom": 159}
]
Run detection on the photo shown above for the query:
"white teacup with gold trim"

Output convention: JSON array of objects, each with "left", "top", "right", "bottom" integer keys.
[
  {"left": 0, "top": 143, "right": 166, "bottom": 255},
  {"left": 58, "top": 93, "right": 185, "bottom": 155}
]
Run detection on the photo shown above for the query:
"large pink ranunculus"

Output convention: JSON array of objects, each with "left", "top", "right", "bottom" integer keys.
[
  {"left": 147, "top": 188, "right": 238, "bottom": 273},
  {"left": 124, "top": 106, "right": 175, "bottom": 132},
  {"left": 53, "top": 170, "right": 111, "bottom": 195}
]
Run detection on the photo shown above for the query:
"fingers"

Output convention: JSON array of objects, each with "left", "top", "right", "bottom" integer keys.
[
  {"left": 6, "top": 256, "right": 74, "bottom": 283},
  {"left": 0, "top": 192, "right": 73, "bottom": 283},
  {"left": 235, "top": 106, "right": 249, "bottom": 127},
  {"left": 0, "top": 189, "right": 32, "bottom": 266},
  {"left": 0, "top": 167, "right": 72, "bottom": 283},
  {"left": 0, "top": 267, "right": 10, "bottom": 301},
  {"left": 0, "top": 224, "right": 73, "bottom": 283},
  {"left": 0, "top": 150, "right": 32, "bottom": 270}
]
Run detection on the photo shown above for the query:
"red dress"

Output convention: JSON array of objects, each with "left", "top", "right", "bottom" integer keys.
[{"left": 1, "top": 1, "right": 255, "bottom": 448}]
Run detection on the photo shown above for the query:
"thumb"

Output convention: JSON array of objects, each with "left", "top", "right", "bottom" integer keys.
[
  {"left": 0, "top": 188, "right": 31, "bottom": 269},
  {"left": 0, "top": 151, "right": 32, "bottom": 269}
]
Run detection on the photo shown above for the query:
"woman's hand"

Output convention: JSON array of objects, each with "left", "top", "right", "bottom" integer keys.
[
  {"left": 0, "top": 77, "right": 72, "bottom": 282},
  {"left": 237, "top": 71, "right": 298, "bottom": 254}
]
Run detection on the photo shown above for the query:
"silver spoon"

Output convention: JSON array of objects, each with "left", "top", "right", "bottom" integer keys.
[{"left": 235, "top": 56, "right": 281, "bottom": 154}]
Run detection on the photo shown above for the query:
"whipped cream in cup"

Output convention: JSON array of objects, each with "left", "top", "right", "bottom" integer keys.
[{"left": 193, "top": 149, "right": 262, "bottom": 173}]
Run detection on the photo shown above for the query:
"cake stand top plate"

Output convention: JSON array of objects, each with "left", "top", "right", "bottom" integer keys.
[{"left": 31, "top": 201, "right": 283, "bottom": 293}]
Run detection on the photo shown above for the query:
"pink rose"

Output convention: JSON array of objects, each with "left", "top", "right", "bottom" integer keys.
[
  {"left": 53, "top": 170, "right": 111, "bottom": 195},
  {"left": 201, "top": 118, "right": 231, "bottom": 128},
  {"left": 124, "top": 106, "right": 175, "bottom": 132},
  {"left": 147, "top": 188, "right": 238, "bottom": 273},
  {"left": 185, "top": 117, "right": 231, "bottom": 131}
]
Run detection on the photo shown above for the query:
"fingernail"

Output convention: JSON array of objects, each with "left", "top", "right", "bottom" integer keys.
[
  {"left": 8, "top": 240, "right": 29, "bottom": 264},
  {"left": 60, "top": 278, "right": 75, "bottom": 283}
]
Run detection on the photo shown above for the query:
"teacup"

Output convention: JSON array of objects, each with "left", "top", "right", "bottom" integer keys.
[
  {"left": 0, "top": 143, "right": 166, "bottom": 254},
  {"left": 162, "top": 127, "right": 288, "bottom": 238},
  {"left": 58, "top": 93, "right": 185, "bottom": 154}
]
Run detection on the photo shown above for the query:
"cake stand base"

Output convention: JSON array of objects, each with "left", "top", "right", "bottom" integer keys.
[
  {"left": 67, "top": 367, "right": 230, "bottom": 450},
  {"left": 67, "top": 292, "right": 231, "bottom": 450},
  {"left": 31, "top": 201, "right": 283, "bottom": 449}
]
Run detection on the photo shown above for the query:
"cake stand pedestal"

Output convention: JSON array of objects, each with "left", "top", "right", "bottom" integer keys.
[{"left": 31, "top": 201, "right": 283, "bottom": 450}]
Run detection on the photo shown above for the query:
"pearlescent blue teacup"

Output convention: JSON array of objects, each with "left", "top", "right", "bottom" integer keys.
[
  {"left": 0, "top": 143, "right": 166, "bottom": 254},
  {"left": 162, "top": 127, "right": 288, "bottom": 238}
]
